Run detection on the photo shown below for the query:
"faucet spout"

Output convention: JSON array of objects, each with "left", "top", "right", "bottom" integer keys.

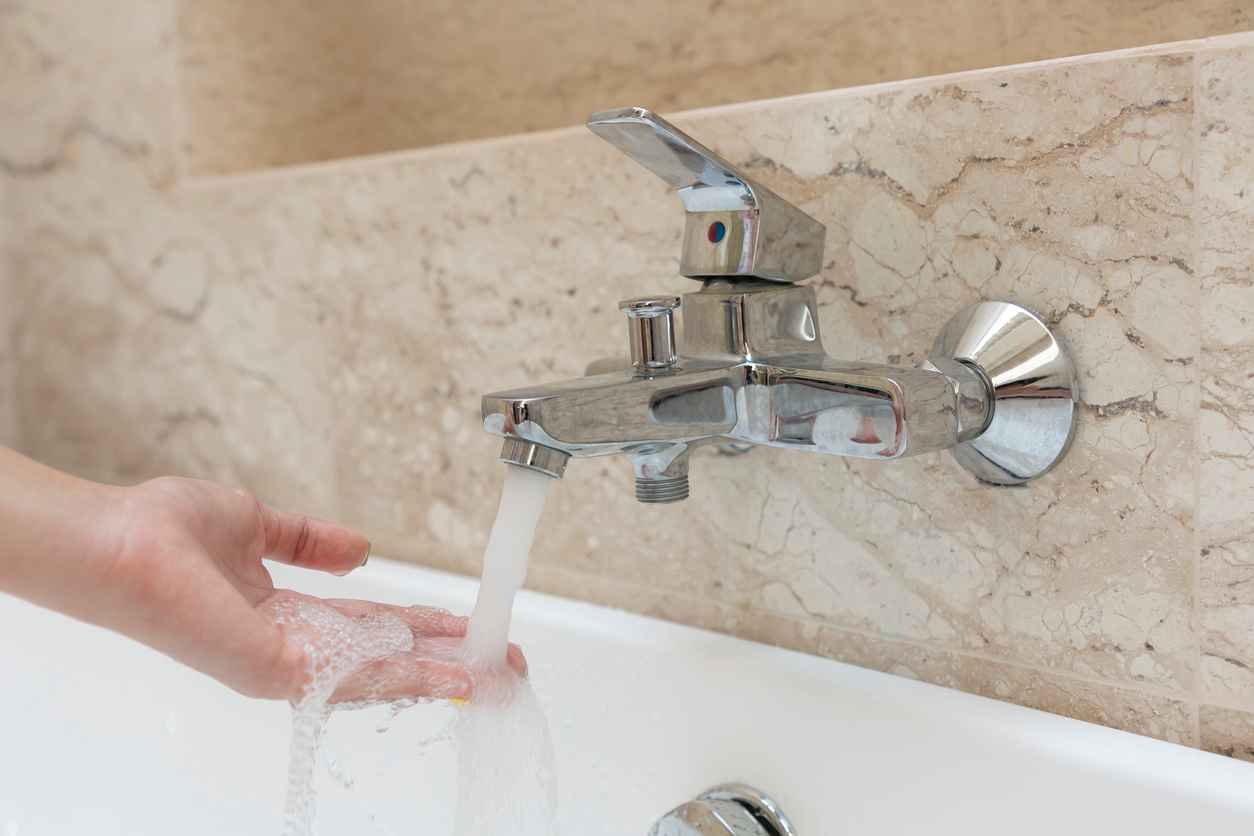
[
  {"left": 483, "top": 365, "right": 740, "bottom": 459},
  {"left": 498, "top": 437, "right": 570, "bottom": 479}
]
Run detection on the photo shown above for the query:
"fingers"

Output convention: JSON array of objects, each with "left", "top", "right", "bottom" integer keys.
[
  {"left": 321, "top": 599, "right": 526, "bottom": 676},
  {"left": 255, "top": 501, "right": 370, "bottom": 575},
  {"left": 507, "top": 642, "right": 528, "bottom": 678},
  {"left": 260, "top": 593, "right": 529, "bottom": 705},
  {"left": 330, "top": 654, "right": 474, "bottom": 703},
  {"left": 327, "top": 649, "right": 526, "bottom": 704},
  {"left": 322, "top": 599, "right": 468, "bottom": 638}
]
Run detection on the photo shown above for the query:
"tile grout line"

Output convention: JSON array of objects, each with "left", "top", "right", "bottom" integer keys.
[
  {"left": 175, "top": 37, "right": 1216, "bottom": 190},
  {"left": 1189, "top": 42, "right": 1205, "bottom": 750}
]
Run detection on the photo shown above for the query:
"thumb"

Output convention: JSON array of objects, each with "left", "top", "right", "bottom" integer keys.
[{"left": 256, "top": 501, "right": 371, "bottom": 575}]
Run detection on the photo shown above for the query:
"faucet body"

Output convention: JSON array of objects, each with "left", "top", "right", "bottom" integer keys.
[
  {"left": 483, "top": 281, "right": 991, "bottom": 497},
  {"left": 482, "top": 107, "right": 1078, "bottom": 499}
]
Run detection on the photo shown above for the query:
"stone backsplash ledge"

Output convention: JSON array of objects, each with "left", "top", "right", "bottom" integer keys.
[{"left": 4, "top": 4, "right": 1254, "bottom": 758}]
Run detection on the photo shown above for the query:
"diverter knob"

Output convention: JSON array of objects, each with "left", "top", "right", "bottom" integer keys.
[{"left": 620, "top": 296, "right": 680, "bottom": 370}]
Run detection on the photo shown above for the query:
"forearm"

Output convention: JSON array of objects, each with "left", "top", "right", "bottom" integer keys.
[{"left": 0, "top": 447, "right": 127, "bottom": 613}]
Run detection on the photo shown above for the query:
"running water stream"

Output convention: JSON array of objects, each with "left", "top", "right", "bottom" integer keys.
[
  {"left": 454, "top": 464, "right": 558, "bottom": 836},
  {"left": 268, "top": 464, "right": 559, "bottom": 835},
  {"left": 463, "top": 465, "right": 552, "bottom": 665}
]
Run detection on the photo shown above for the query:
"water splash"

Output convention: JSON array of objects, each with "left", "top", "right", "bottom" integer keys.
[
  {"left": 452, "top": 672, "right": 557, "bottom": 836},
  {"left": 375, "top": 699, "right": 419, "bottom": 734},
  {"left": 263, "top": 596, "right": 413, "bottom": 836}
]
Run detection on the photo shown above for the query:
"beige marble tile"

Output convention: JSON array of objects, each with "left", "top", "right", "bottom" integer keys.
[
  {"left": 647, "top": 55, "right": 1197, "bottom": 693},
  {"left": 182, "top": 51, "right": 1200, "bottom": 702},
  {"left": 177, "top": 0, "right": 1254, "bottom": 175},
  {"left": 12, "top": 14, "right": 1203, "bottom": 688},
  {"left": 177, "top": 137, "right": 699, "bottom": 585},
  {"left": 1198, "top": 43, "right": 1254, "bottom": 705},
  {"left": 0, "top": 254, "right": 14, "bottom": 448},
  {"left": 0, "top": 171, "right": 13, "bottom": 447},
  {"left": 1200, "top": 705, "right": 1254, "bottom": 762},
  {"left": 1, "top": 0, "right": 184, "bottom": 456},
  {"left": 0, "top": 1, "right": 340, "bottom": 515},
  {"left": 9, "top": 0, "right": 1254, "bottom": 757},
  {"left": 0, "top": 0, "right": 178, "bottom": 185}
]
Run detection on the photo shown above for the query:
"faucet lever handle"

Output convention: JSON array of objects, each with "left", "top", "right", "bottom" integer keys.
[
  {"left": 587, "top": 106, "right": 825, "bottom": 284},
  {"left": 587, "top": 107, "right": 750, "bottom": 200}
]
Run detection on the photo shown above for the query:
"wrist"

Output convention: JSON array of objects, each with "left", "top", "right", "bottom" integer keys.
[
  {"left": 0, "top": 449, "right": 132, "bottom": 609},
  {"left": 87, "top": 482, "right": 142, "bottom": 580}
]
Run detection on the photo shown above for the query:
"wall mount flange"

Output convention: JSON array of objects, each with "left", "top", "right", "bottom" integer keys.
[{"left": 930, "top": 301, "right": 1078, "bottom": 485}]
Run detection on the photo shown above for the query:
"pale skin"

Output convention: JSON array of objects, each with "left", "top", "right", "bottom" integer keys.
[{"left": 0, "top": 446, "right": 525, "bottom": 703}]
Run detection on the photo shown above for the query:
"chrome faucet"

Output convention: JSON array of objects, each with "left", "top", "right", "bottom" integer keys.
[{"left": 483, "top": 107, "right": 1078, "bottom": 501}]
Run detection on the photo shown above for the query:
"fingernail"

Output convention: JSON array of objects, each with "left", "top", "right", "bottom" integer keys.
[
  {"left": 338, "top": 542, "right": 371, "bottom": 575},
  {"left": 509, "top": 645, "right": 529, "bottom": 678}
]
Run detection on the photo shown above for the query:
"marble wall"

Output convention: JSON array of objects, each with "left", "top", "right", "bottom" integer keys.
[
  {"left": 0, "top": 217, "right": 13, "bottom": 448},
  {"left": 179, "top": 0, "right": 1254, "bottom": 175},
  {"left": 6, "top": 0, "right": 1254, "bottom": 759},
  {"left": 1197, "top": 45, "right": 1254, "bottom": 761},
  {"left": 0, "top": 13, "right": 20, "bottom": 448}
]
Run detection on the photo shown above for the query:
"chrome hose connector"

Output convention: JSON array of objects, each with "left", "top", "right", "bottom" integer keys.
[{"left": 635, "top": 473, "right": 690, "bottom": 503}]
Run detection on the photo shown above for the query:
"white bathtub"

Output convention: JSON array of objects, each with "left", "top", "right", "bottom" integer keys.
[{"left": 2, "top": 558, "right": 1252, "bottom": 835}]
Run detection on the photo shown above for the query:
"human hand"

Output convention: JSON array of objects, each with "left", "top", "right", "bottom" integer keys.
[{"left": 92, "top": 476, "right": 524, "bottom": 702}]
